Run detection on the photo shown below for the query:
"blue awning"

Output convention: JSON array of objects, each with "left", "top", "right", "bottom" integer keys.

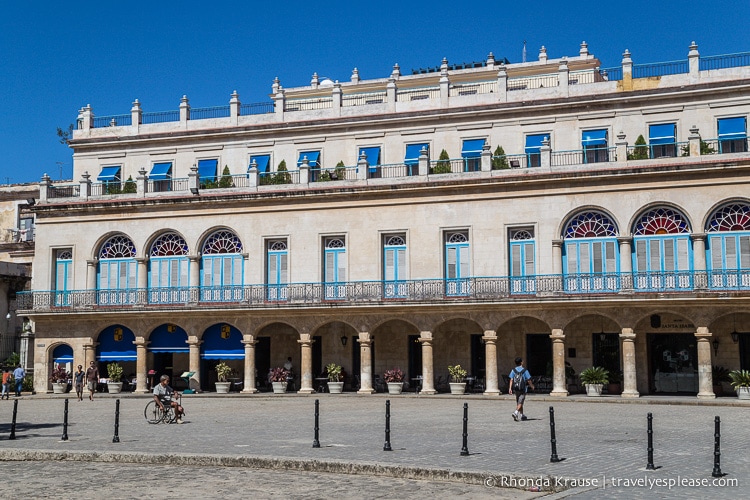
[
  {"left": 359, "top": 147, "right": 381, "bottom": 172},
  {"left": 461, "top": 139, "right": 485, "bottom": 158},
  {"left": 297, "top": 151, "right": 320, "bottom": 168},
  {"left": 582, "top": 129, "right": 608, "bottom": 146},
  {"left": 148, "top": 325, "right": 189, "bottom": 353},
  {"left": 149, "top": 162, "right": 172, "bottom": 180},
  {"left": 649, "top": 123, "right": 676, "bottom": 145},
  {"left": 198, "top": 159, "right": 218, "bottom": 182},
  {"left": 405, "top": 143, "right": 428, "bottom": 165},
  {"left": 201, "top": 324, "right": 244, "bottom": 360},
  {"left": 525, "top": 134, "right": 547, "bottom": 152},
  {"left": 97, "top": 325, "right": 136, "bottom": 361},
  {"left": 97, "top": 166, "right": 121, "bottom": 182},
  {"left": 718, "top": 117, "right": 747, "bottom": 138},
  {"left": 249, "top": 155, "right": 270, "bottom": 173},
  {"left": 53, "top": 344, "right": 74, "bottom": 363}
]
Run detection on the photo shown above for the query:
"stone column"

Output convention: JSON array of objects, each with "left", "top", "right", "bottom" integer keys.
[
  {"left": 188, "top": 164, "right": 199, "bottom": 194},
  {"left": 79, "top": 171, "right": 91, "bottom": 199},
  {"left": 695, "top": 327, "right": 715, "bottom": 399},
  {"left": 241, "top": 335, "right": 258, "bottom": 393},
  {"left": 550, "top": 329, "right": 568, "bottom": 396},
  {"left": 136, "top": 257, "right": 148, "bottom": 304},
  {"left": 247, "top": 162, "right": 258, "bottom": 188},
  {"left": 620, "top": 328, "right": 639, "bottom": 397},
  {"left": 552, "top": 240, "right": 563, "bottom": 275},
  {"left": 229, "top": 90, "right": 240, "bottom": 123},
  {"left": 419, "top": 331, "right": 436, "bottom": 394},
  {"left": 418, "top": 147, "right": 429, "bottom": 177},
  {"left": 480, "top": 142, "right": 492, "bottom": 172},
  {"left": 691, "top": 233, "right": 708, "bottom": 289},
  {"left": 439, "top": 58, "right": 449, "bottom": 107},
  {"left": 131, "top": 99, "right": 142, "bottom": 129},
  {"left": 386, "top": 78, "right": 397, "bottom": 113},
  {"left": 558, "top": 58, "right": 569, "bottom": 96},
  {"left": 617, "top": 237, "right": 633, "bottom": 290},
  {"left": 616, "top": 132, "right": 628, "bottom": 162},
  {"left": 540, "top": 137, "right": 551, "bottom": 170},
  {"left": 496, "top": 64, "right": 507, "bottom": 102},
  {"left": 356, "top": 151, "right": 368, "bottom": 181},
  {"left": 39, "top": 173, "right": 52, "bottom": 202},
  {"left": 298, "top": 333, "right": 315, "bottom": 393},
  {"left": 189, "top": 255, "right": 200, "bottom": 303},
  {"left": 137, "top": 167, "right": 147, "bottom": 196},
  {"left": 621, "top": 49, "right": 633, "bottom": 91},
  {"left": 179, "top": 95, "right": 190, "bottom": 125},
  {"left": 187, "top": 336, "right": 201, "bottom": 392},
  {"left": 274, "top": 88, "right": 285, "bottom": 122},
  {"left": 86, "top": 260, "right": 98, "bottom": 291},
  {"left": 134, "top": 337, "right": 149, "bottom": 393},
  {"left": 299, "top": 158, "right": 310, "bottom": 185},
  {"left": 357, "top": 332, "right": 375, "bottom": 394},
  {"left": 688, "top": 41, "right": 700, "bottom": 81},
  {"left": 483, "top": 330, "right": 500, "bottom": 395},
  {"left": 83, "top": 340, "right": 96, "bottom": 367},
  {"left": 331, "top": 81, "right": 342, "bottom": 117}
]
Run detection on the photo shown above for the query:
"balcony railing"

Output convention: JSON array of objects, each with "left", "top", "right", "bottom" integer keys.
[{"left": 17, "top": 270, "right": 750, "bottom": 313}]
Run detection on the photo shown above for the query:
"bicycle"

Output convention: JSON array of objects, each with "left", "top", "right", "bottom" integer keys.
[{"left": 144, "top": 394, "right": 184, "bottom": 424}]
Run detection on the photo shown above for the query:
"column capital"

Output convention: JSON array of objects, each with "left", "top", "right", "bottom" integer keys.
[
  {"left": 133, "top": 337, "right": 148, "bottom": 347},
  {"left": 550, "top": 328, "right": 565, "bottom": 340},
  {"left": 690, "top": 233, "right": 707, "bottom": 242},
  {"left": 552, "top": 239, "right": 563, "bottom": 249},
  {"left": 694, "top": 326, "right": 712, "bottom": 339},
  {"left": 619, "top": 328, "right": 636, "bottom": 340},
  {"left": 617, "top": 236, "right": 633, "bottom": 244}
]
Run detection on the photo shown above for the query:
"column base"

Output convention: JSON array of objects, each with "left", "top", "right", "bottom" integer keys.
[
  {"left": 297, "top": 388, "right": 315, "bottom": 394},
  {"left": 620, "top": 390, "right": 640, "bottom": 398},
  {"left": 697, "top": 392, "right": 716, "bottom": 399},
  {"left": 483, "top": 390, "right": 501, "bottom": 396},
  {"left": 419, "top": 389, "right": 437, "bottom": 395},
  {"left": 241, "top": 388, "right": 258, "bottom": 394},
  {"left": 357, "top": 388, "right": 376, "bottom": 394},
  {"left": 550, "top": 390, "right": 569, "bottom": 397}
]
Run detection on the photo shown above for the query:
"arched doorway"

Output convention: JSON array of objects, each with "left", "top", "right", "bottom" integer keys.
[
  {"left": 148, "top": 324, "right": 189, "bottom": 390},
  {"left": 96, "top": 325, "right": 137, "bottom": 389},
  {"left": 200, "top": 323, "right": 243, "bottom": 391}
]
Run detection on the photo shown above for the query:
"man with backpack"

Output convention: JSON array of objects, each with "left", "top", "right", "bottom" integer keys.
[{"left": 508, "top": 357, "right": 534, "bottom": 421}]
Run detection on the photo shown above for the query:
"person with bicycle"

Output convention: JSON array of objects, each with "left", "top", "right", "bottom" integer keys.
[{"left": 153, "top": 375, "right": 184, "bottom": 424}]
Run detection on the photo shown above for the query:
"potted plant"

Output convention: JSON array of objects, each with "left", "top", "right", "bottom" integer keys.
[
  {"left": 447, "top": 364, "right": 467, "bottom": 394},
  {"left": 49, "top": 364, "right": 70, "bottom": 394},
  {"left": 107, "top": 362, "right": 124, "bottom": 394},
  {"left": 712, "top": 365, "right": 730, "bottom": 396},
  {"left": 383, "top": 368, "right": 405, "bottom": 395},
  {"left": 325, "top": 363, "right": 344, "bottom": 394},
  {"left": 215, "top": 361, "right": 233, "bottom": 394},
  {"left": 580, "top": 366, "right": 609, "bottom": 396},
  {"left": 728, "top": 369, "right": 750, "bottom": 400},
  {"left": 269, "top": 367, "right": 290, "bottom": 394},
  {"left": 607, "top": 370, "right": 622, "bottom": 395}
]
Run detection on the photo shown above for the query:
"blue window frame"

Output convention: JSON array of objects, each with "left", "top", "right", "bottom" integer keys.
[
  {"left": 718, "top": 117, "right": 748, "bottom": 153},
  {"left": 297, "top": 151, "right": 320, "bottom": 168},
  {"left": 648, "top": 123, "right": 677, "bottom": 158},
  {"left": 55, "top": 249, "right": 73, "bottom": 306},
  {"left": 198, "top": 159, "right": 218, "bottom": 184},
  {"left": 359, "top": 146, "right": 381, "bottom": 178},
  {"left": 582, "top": 129, "right": 609, "bottom": 163},
  {"left": 525, "top": 134, "right": 547, "bottom": 168},
  {"left": 706, "top": 202, "right": 750, "bottom": 289},
  {"left": 97, "top": 166, "right": 121, "bottom": 182},
  {"left": 461, "top": 139, "right": 485, "bottom": 172},
  {"left": 510, "top": 229, "right": 535, "bottom": 294},
  {"left": 200, "top": 230, "right": 244, "bottom": 302},
  {"left": 97, "top": 235, "right": 138, "bottom": 305},
  {"left": 324, "top": 237, "right": 347, "bottom": 299},
  {"left": 266, "top": 240, "right": 288, "bottom": 301},
  {"left": 632, "top": 207, "right": 692, "bottom": 291},
  {"left": 383, "top": 234, "right": 407, "bottom": 298},
  {"left": 445, "top": 232, "right": 470, "bottom": 296},
  {"left": 404, "top": 143, "right": 428, "bottom": 176},
  {"left": 249, "top": 154, "right": 271, "bottom": 173},
  {"left": 564, "top": 240, "right": 619, "bottom": 292}
]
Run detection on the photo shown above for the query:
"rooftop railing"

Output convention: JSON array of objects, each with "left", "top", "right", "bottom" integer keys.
[
  {"left": 397, "top": 87, "right": 439, "bottom": 101},
  {"left": 93, "top": 114, "right": 132, "bottom": 128},
  {"left": 240, "top": 102, "right": 274, "bottom": 115},
  {"left": 17, "top": 270, "right": 749, "bottom": 313},
  {"left": 284, "top": 97, "right": 332, "bottom": 112},
  {"left": 699, "top": 51, "right": 750, "bottom": 71},
  {"left": 342, "top": 91, "right": 387, "bottom": 107},
  {"left": 632, "top": 59, "right": 689, "bottom": 78},
  {"left": 190, "top": 105, "right": 231, "bottom": 120},
  {"left": 142, "top": 110, "right": 180, "bottom": 124},
  {"left": 48, "top": 184, "right": 80, "bottom": 199}
]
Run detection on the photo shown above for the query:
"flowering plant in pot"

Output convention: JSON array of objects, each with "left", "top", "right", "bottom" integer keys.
[
  {"left": 383, "top": 368, "right": 405, "bottom": 394},
  {"left": 325, "top": 363, "right": 344, "bottom": 393},
  {"left": 269, "top": 367, "right": 290, "bottom": 394},
  {"left": 49, "top": 365, "right": 70, "bottom": 394},
  {"left": 447, "top": 364, "right": 467, "bottom": 394},
  {"left": 215, "top": 361, "right": 233, "bottom": 393}
]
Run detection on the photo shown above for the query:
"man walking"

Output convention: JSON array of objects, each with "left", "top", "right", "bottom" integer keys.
[
  {"left": 85, "top": 361, "right": 99, "bottom": 401},
  {"left": 508, "top": 357, "right": 534, "bottom": 421},
  {"left": 12, "top": 364, "right": 25, "bottom": 397}
]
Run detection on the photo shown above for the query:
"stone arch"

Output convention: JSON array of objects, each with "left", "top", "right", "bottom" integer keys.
[
  {"left": 558, "top": 206, "right": 621, "bottom": 238},
  {"left": 628, "top": 203, "right": 692, "bottom": 236},
  {"left": 702, "top": 198, "right": 750, "bottom": 232}
]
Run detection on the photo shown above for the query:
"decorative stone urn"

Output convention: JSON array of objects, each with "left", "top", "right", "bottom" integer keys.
[
  {"left": 585, "top": 383, "right": 604, "bottom": 396},
  {"left": 737, "top": 386, "right": 750, "bottom": 400},
  {"left": 52, "top": 382, "right": 68, "bottom": 394},
  {"left": 272, "top": 381, "right": 286, "bottom": 394},
  {"left": 327, "top": 381, "right": 344, "bottom": 394},
  {"left": 107, "top": 382, "right": 123, "bottom": 394},
  {"left": 215, "top": 381, "right": 231, "bottom": 394},
  {"left": 387, "top": 382, "right": 403, "bottom": 395},
  {"left": 449, "top": 382, "right": 466, "bottom": 395}
]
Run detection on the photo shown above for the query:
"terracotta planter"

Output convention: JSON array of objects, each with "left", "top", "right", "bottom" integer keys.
[
  {"left": 327, "top": 381, "right": 344, "bottom": 394},
  {"left": 51, "top": 382, "right": 68, "bottom": 394},
  {"left": 387, "top": 382, "right": 403, "bottom": 394},
  {"left": 449, "top": 382, "right": 466, "bottom": 395},
  {"left": 107, "top": 382, "right": 123, "bottom": 394},
  {"left": 215, "top": 381, "right": 231, "bottom": 394},
  {"left": 272, "top": 381, "right": 286, "bottom": 394},
  {"left": 585, "top": 383, "right": 604, "bottom": 396}
]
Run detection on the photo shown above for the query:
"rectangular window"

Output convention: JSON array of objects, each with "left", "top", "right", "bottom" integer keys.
[
  {"left": 633, "top": 235, "right": 692, "bottom": 290},
  {"left": 648, "top": 123, "right": 677, "bottom": 158},
  {"left": 718, "top": 117, "right": 748, "bottom": 153},
  {"left": 324, "top": 236, "right": 347, "bottom": 299},
  {"left": 359, "top": 146, "right": 381, "bottom": 178},
  {"left": 461, "top": 139, "right": 485, "bottom": 172},
  {"left": 97, "top": 165, "right": 122, "bottom": 194},
  {"left": 54, "top": 248, "right": 73, "bottom": 306},
  {"left": 149, "top": 162, "right": 173, "bottom": 192},
  {"left": 525, "top": 134, "right": 548, "bottom": 168},
  {"left": 404, "top": 143, "right": 428, "bottom": 176},
  {"left": 249, "top": 154, "right": 271, "bottom": 173},
  {"left": 383, "top": 234, "right": 408, "bottom": 298},
  {"left": 266, "top": 240, "right": 288, "bottom": 301},
  {"left": 197, "top": 159, "right": 218, "bottom": 185},
  {"left": 298, "top": 151, "right": 321, "bottom": 181},
  {"left": 582, "top": 129, "right": 609, "bottom": 163},
  {"left": 509, "top": 228, "right": 535, "bottom": 294},
  {"left": 445, "top": 231, "right": 470, "bottom": 296}
]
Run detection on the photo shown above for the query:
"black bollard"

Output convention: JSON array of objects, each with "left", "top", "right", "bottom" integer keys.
[
  {"left": 112, "top": 399, "right": 121, "bottom": 443},
  {"left": 549, "top": 406, "right": 560, "bottom": 463},
  {"left": 9, "top": 399, "right": 18, "bottom": 440},
  {"left": 61, "top": 398, "right": 69, "bottom": 441},
  {"left": 384, "top": 399, "right": 392, "bottom": 451},
  {"left": 460, "top": 402, "right": 469, "bottom": 456},
  {"left": 712, "top": 416, "right": 723, "bottom": 477},
  {"left": 312, "top": 399, "right": 320, "bottom": 448},
  {"left": 646, "top": 412, "right": 655, "bottom": 470}
]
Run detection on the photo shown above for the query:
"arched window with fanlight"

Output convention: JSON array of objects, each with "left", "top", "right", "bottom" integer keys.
[
  {"left": 266, "top": 239, "right": 288, "bottom": 301},
  {"left": 383, "top": 234, "right": 408, "bottom": 298},
  {"left": 324, "top": 236, "right": 347, "bottom": 299},
  {"left": 705, "top": 202, "right": 750, "bottom": 289},
  {"left": 54, "top": 249, "right": 73, "bottom": 306},
  {"left": 632, "top": 207, "right": 692, "bottom": 291},
  {"left": 149, "top": 232, "right": 190, "bottom": 303},
  {"left": 201, "top": 230, "right": 244, "bottom": 302},
  {"left": 97, "top": 235, "right": 138, "bottom": 305},
  {"left": 509, "top": 228, "right": 535, "bottom": 294},
  {"left": 445, "top": 231, "right": 470, "bottom": 296},
  {"left": 562, "top": 211, "right": 619, "bottom": 293}
]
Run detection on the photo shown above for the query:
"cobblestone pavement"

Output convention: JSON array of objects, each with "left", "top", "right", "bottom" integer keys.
[{"left": 0, "top": 393, "right": 746, "bottom": 499}]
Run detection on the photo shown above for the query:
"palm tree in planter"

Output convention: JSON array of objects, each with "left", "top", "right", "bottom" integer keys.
[
  {"left": 215, "top": 361, "right": 233, "bottom": 394},
  {"left": 383, "top": 368, "right": 405, "bottom": 394},
  {"left": 325, "top": 363, "right": 344, "bottom": 394},
  {"left": 728, "top": 369, "right": 750, "bottom": 400},
  {"left": 49, "top": 364, "right": 70, "bottom": 394},
  {"left": 448, "top": 364, "right": 467, "bottom": 394},
  {"left": 269, "top": 367, "right": 291, "bottom": 394},
  {"left": 580, "top": 366, "right": 609, "bottom": 396},
  {"left": 107, "top": 362, "right": 124, "bottom": 394}
]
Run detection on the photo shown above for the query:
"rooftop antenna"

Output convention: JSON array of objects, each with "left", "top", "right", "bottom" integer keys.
[
  {"left": 522, "top": 40, "right": 527, "bottom": 63},
  {"left": 56, "top": 161, "right": 64, "bottom": 180}
]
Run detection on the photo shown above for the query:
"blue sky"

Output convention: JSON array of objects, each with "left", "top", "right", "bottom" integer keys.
[{"left": 1, "top": 1, "right": 748, "bottom": 185}]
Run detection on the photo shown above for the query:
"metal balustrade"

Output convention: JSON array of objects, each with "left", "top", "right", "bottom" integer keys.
[
  {"left": 341, "top": 92, "right": 387, "bottom": 107},
  {"left": 19, "top": 270, "right": 747, "bottom": 313},
  {"left": 142, "top": 110, "right": 180, "bottom": 124},
  {"left": 449, "top": 81, "right": 496, "bottom": 96},
  {"left": 397, "top": 87, "right": 439, "bottom": 101},
  {"left": 598, "top": 67, "right": 622, "bottom": 81},
  {"left": 508, "top": 74, "right": 559, "bottom": 91},
  {"left": 284, "top": 97, "right": 332, "bottom": 112},
  {"left": 632, "top": 60, "right": 689, "bottom": 78},
  {"left": 93, "top": 114, "right": 132, "bottom": 128},
  {"left": 240, "top": 102, "right": 274, "bottom": 115},
  {"left": 48, "top": 185, "right": 80, "bottom": 198},
  {"left": 699, "top": 52, "right": 750, "bottom": 71},
  {"left": 190, "top": 106, "right": 230, "bottom": 120}
]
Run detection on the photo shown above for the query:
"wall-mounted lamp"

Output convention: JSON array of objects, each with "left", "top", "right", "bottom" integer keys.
[
  {"left": 340, "top": 335, "right": 347, "bottom": 347},
  {"left": 731, "top": 331, "right": 740, "bottom": 343},
  {"left": 190, "top": 187, "right": 199, "bottom": 195},
  {"left": 712, "top": 338, "right": 720, "bottom": 356}
]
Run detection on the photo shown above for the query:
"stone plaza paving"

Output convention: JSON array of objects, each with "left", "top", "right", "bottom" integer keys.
[{"left": 0, "top": 392, "right": 747, "bottom": 499}]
